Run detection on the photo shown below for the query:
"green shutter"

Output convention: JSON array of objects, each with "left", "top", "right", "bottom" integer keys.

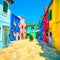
[
  {"left": 50, "top": 10, "right": 52, "bottom": 20},
  {"left": 3, "top": 1, "right": 8, "bottom": 13},
  {"left": 48, "top": 10, "right": 52, "bottom": 21}
]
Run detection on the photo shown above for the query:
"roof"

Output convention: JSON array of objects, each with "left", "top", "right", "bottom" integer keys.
[
  {"left": 48, "top": 0, "right": 53, "bottom": 8},
  {"left": 26, "top": 23, "right": 36, "bottom": 26},
  {"left": 43, "top": 0, "right": 53, "bottom": 19},
  {"left": 7, "top": 0, "right": 14, "bottom": 4},
  {"left": 11, "top": 14, "right": 20, "bottom": 19}
]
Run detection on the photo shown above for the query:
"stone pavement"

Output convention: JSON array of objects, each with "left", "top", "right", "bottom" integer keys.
[
  {"left": 0, "top": 40, "right": 45, "bottom": 60},
  {"left": 37, "top": 40, "right": 60, "bottom": 60}
]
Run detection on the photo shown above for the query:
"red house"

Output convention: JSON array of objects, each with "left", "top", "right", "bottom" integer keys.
[{"left": 43, "top": 7, "right": 49, "bottom": 44}]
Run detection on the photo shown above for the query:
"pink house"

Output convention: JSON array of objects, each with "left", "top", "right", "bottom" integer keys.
[{"left": 18, "top": 16, "right": 26, "bottom": 40}]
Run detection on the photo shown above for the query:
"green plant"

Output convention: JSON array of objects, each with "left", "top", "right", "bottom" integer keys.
[{"left": 29, "top": 35, "right": 33, "bottom": 41}]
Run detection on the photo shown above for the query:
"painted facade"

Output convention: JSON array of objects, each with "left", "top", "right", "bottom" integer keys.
[
  {"left": 43, "top": 7, "right": 49, "bottom": 44},
  {"left": 0, "top": 0, "right": 11, "bottom": 48},
  {"left": 26, "top": 24, "right": 37, "bottom": 39},
  {"left": 39, "top": 19, "right": 44, "bottom": 40},
  {"left": 36, "top": 25, "right": 39, "bottom": 39},
  {"left": 18, "top": 16, "right": 26, "bottom": 40},
  {"left": 48, "top": 0, "right": 60, "bottom": 50},
  {"left": 10, "top": 14, "right": 20, "bottom": 41}
]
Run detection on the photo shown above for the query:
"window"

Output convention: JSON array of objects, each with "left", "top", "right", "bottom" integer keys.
[
  {"left": 50, "top": 32, "right": 52, "bottom": 36},
  {"left": 3, "top": 1, "right": 8, "bottom": 13},
  {"left": 46, "top": 29, "right": 49, "bottom": 32},
  {"left": 21, "top": 25, "right": 23, "bottom": 29},
  {"left": 46, "top": 29, "right": 49, "bottom": 36},
  {"left": 13, "top": 22, "right": 16, "bottom": 27},
  {"left": 31, "top": 26, "right": 34, "bottom": 30},
  {"left": 18, "top": 23, "right": 20, "bottom": 28},
  {"left": 46, "top": 33, "right": 48, "bottom": 36},
  {"left": 48, "top": 10, "right": 52, "bottom": 21},
  {"left": 21, "top": 33, "right": 23, "bottom": 39}
]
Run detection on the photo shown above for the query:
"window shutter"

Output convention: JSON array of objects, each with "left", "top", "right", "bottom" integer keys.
[
  {"left": 48, "top": 10, "right": 52, "bottom": 21},
  {"left": 3, "top": 1, "right": 8, "bottom": 13}
]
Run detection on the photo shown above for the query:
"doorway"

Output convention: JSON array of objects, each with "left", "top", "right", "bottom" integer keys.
[{"left": 2, "top": 26, "right": 10, "bottom": 47}]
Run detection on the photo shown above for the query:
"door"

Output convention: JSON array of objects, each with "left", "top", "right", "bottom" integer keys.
[{"left": 2, "top": 26, "right": 10, "bottom": 47}]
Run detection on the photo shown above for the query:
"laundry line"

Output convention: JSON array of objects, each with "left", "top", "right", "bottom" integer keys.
[{"left": 26, "top": 30, "right": 39, "bottom": 33}]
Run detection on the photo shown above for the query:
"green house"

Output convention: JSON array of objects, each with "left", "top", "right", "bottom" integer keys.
[{"left": 26, "top": 23, "right": 37, "bottom": 39}]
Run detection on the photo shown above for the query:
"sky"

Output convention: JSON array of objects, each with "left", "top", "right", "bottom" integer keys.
[{"left": 10, "top": 0, "right": 51, "bottom": 24}]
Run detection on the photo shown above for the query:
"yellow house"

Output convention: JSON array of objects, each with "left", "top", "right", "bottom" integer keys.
[{"left": 48, "top": 0, "right": 60, "bottom": 50}]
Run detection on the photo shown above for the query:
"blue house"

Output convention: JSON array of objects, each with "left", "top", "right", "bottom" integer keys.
[
  {"left": 0, "top": 0, "right": 11, "bottom": 48},
  {"left": 10, "top": 14, "right": 20, "bottom": 41},
  {"left": 39, "top": 20, "right": 44, "bottom": 40}
]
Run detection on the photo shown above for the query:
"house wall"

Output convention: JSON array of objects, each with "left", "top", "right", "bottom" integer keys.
[
  {"left": 19, "top": 17, "right": 26, "bottom": 40},
  {"left": 49, "top": 0, "right": 60, "bottom": 50},
  {"left": 43, "top": 7, "right": 49, "bottom": 44},
  {"left": 0, "top": 0, "right": 10, "bottom": 47},
  {"left": 26, "top": 25, "right": 36, "bottom": 39},
  {"left": 39, "top": 20, "right": 44, "bottom": 40},
  {"left": 10, "top": 14, "right": 20, "bottom": 41},
  {"left": 0, "top": 5, "right": 10, "bottom": 26},
  {"left": 0, "top": 4, "right": 10, "bottom": 42}
]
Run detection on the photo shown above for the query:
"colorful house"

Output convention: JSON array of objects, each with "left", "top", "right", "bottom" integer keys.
[
  {"left": 10, "top": 14, "right": 20, "bottom": 41},
  {"left": 48, "top": 0, "right": 60, "bottom": 50},
  {"left": 26, "top": 23, "right": 37, "bottom": 39},
  {"left": 43, "top": 7, "right": 49, "bottom": 44},
  {"left": 39, "top": 19, "right": 44, "bottom": 40},
  {"left": 18, "top": 16, "right": 26, "bottom": 40},
  {"left": 36, "top": 25, "right": 39, "bottom": 39},
  {"left": 0, "top": 0, "right": 12, "bottom": 48}
]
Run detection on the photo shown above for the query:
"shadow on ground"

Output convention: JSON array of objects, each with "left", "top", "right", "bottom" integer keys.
[{"left": 37, "top": 39, "right": 60, "bottom": 60}]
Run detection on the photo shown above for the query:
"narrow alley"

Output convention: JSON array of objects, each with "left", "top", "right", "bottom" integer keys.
[{"left": 0, "top": 0, "right": 60, "bottom": 60}]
